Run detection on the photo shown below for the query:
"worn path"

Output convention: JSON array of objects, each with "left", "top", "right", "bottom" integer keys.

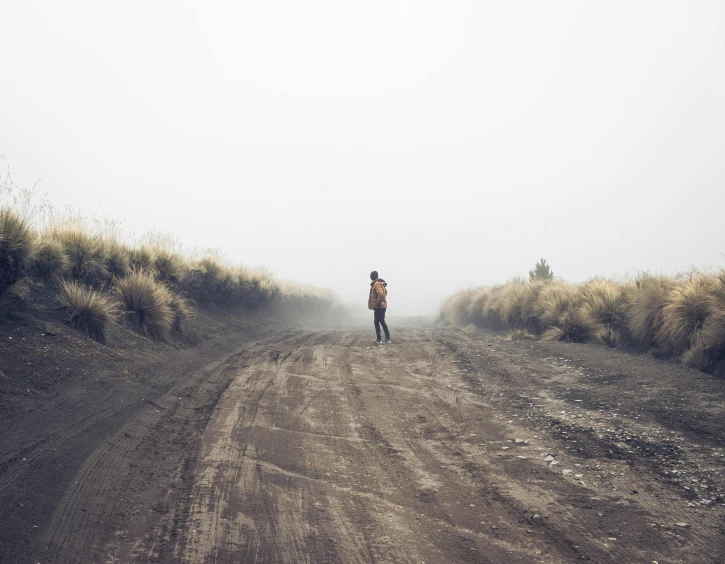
[{"left": 35, "top": 328, "right": 725, "bottom": 562}]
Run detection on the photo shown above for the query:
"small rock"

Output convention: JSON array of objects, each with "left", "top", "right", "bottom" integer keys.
[
  {"left": 562, "top": 469, "right": 573, "bottom": 475},
  {"left": 699, "top": 499, "right": 714, "bottom": 507},
  {"left": 575, "top": 473, "right": 583, "bottom": 479},
  {"left": 514, "top": 439, "right": 527, "bottom": 444},
  {"left": 607, "top": 537, "right": 617, "bottom": 541},
  {"left": 532, "top": 514, "right": 542, "bottom": 520},
  {"left": 544, "top": 455, "right": 555, "bottom": 462},
  {"left": 615, "top": 500, "right": 631, "bottom": 506},
  {"left": 676, "top": 522, "right": 689, "bottom": 528},
  {"left": 549, "top": 460, "right": 560, "bottom": 466}
]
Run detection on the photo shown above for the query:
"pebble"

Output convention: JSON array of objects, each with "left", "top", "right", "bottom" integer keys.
[
  {"left": 615, "top": 500, "right": 631, "bottom": 506},
  {"left": 676, "top": 522, "right": 689, "bottom": 528},
  {"left": 562, "top": 469, "right": 573, "bottom": 475},
  {"left": 544, "top": 455, "right": 555, "bottom": 462}
]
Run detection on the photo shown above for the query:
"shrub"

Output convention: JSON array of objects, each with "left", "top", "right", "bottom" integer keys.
[
  {"left": 58, "top": 280, "right": 116, "bottom": 344},
  {"left": 168, "top": 293, "right": 192, "bottom": 331},
  {"left": 579, "top": 279, "right": 629, "bottom": 326},
  {"left": 154, "top": 250, "right": 186, "bottom": 284},
  {"left": 52, "top": 229, "right": 109, "bottom": 284},
  {"left": 535, "top": 282, "right": 578, "bottom": 328},
  {"left": 627, "top": 275, "right": 674, "bottom": 349},
  {"left": 128, "top": 246, "right": 154, "bottom": 270},
  {"left": 541, "top": 308, "right": 603, "bottom": 343},
  {"left": 105, "top": 240, "right": 130, "bottom": 278},
  {"left": 656, "top": 276, "right": 719, "bottom": 357},
  {"left": 683, "top": 275, "right": 725, "bottom": 370},
  {"left": 0, "top": 208, "right": 35, "bottom": 297},
  {"left": 31, "top": 239, "right": 70, "bottom": 279},
  {"left": 116, "top": 270, "right": 174, "bottom": 341},
  {"left": 440, "top": 288, "right": 477, "bottom": 326}
]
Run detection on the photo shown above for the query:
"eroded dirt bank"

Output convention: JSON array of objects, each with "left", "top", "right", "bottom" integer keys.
[{"left": 4, "top": 326, "right": 725, "bottom": 563}]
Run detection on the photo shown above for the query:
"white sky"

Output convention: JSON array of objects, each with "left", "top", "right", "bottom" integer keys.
[{"left": 1, "top": 1, "right": 724, "bottom": 316}]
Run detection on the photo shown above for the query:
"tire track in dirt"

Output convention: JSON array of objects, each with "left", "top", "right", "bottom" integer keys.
[
  {"left": 169, "top": 328, "right": 725, "bottom": 563},
  {"left": 36, "top": 326, "right": 725, "bottom": 563},
  {"left": 39, "top": 331, "right": 305, "bottom": 564}
]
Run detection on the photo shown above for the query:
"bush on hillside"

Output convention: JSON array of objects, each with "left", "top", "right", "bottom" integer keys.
[
  {"left": 105, "top": 240, "right": 130, "bottom": 278},
  {"left": 154, "top": 249, "right": 186, "bottom": 284},
  {"left": 169, "top": 293, "right": 192, "bottom": 331},
  {"left": 31, "top": 239, "right": 70, "bottom": 279},
  {"left": 541, "top": 308, "right": 603, "bottom": 344},
  {"left": 128, "top": 246, "right": 154, "bottom": 271},
  {"left": 52, "top": 229, "right": 109, "bottom": 285},
  {"left": 627, "top": 275, "right": 674, "bottom": 349},
  {"left": 58, "top": 280, "right": 116, "bottom": 344},
  {"left": 656, "top": 276, "right": 720, "bottom": 357},
  {"left": 0, "top": 209, "right": 35, "bottom": 297},
  {"left": 116, "top": 270, "right": 174, "bottom": 341}
]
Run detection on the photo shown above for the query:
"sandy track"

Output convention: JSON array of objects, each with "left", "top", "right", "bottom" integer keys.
[{"left": 37, "top": 328, "right": 725, "bottom": 563}]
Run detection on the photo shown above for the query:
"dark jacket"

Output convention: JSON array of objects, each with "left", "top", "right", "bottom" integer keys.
[{"left": 368, "top": 279, "right": 388, "bottom": 310}]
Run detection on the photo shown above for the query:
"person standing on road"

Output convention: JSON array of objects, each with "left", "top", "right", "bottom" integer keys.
[{"left": 368, "top": 270, "right": 391, "bottom": 344}]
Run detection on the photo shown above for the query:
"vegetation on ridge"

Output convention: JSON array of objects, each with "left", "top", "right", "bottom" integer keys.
[
  {"left": 1, "top": 160, "right": 339, "bottom": 345},
  {"left": 439, "top": 271, "right": 725, "bottom": 374}
]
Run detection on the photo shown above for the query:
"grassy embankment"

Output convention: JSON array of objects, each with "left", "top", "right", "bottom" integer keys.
[
  {"left": 439, "top": 275, "right": 725, "bottom": 374},
  {"left": 0, "top": 169, "right": 337, "bottom": 345}
]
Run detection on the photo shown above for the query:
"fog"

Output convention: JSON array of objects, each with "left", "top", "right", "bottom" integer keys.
[{"left": 1, "top": 1, "right": 723, "bottom": 316}]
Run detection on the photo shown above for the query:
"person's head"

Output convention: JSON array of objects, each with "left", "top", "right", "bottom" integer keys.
[{"left": 370, "top": 270, "right": 378, "bottom": 281}]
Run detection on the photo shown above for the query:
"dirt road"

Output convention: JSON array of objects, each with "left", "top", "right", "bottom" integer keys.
[{"left": 9, "top": 327, "right": 725, "bottom": 563}]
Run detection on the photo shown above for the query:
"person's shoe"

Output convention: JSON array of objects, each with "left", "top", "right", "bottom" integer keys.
[
  {"left": 376, "top": 339, "right": 383, "bottom": 345},
  {"left": 385, "top": 339, "right": 392, "bottom": 344}
]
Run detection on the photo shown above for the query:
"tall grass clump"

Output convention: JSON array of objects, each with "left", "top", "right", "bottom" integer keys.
[
  {"left": 578, "top": 279, "right": 630, "bottom": 346},
  {"left": 105, "top": 240, "right": 130, "bottom": 278},
  {"left": 58, "top": 280, "right": 116, "bottom": 344},
  {"left": 51, "top": 229, "right": 109, "bottom": 285},
  {"left": 627, "top": 275, "right": 675, "bottom": 349},
  {"left": 0, "top": 208, "right": 35, "bottom": 297},
  {"left": 116, "top": 270, "right": 174, "bottom": 341},
  {"left": 687, "top": 275, "right": 725, "bottom": 371},
  {"left": 31, "top": 238, "right": 70, "bottom": 279},
  {"left": 153, "top": 249, "right": 186, "bottom": 284},
  {"left": 656, "top": 276, "right": 720, "bottom": 357}
]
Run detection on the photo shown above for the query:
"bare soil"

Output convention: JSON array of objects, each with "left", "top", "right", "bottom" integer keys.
[{"left": 2, "top": 309, "right": 725, "bottom": 562}]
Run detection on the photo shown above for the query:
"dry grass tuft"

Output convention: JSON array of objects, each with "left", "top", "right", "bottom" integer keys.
[
  {"left": 541, "top": 308, "right": 603, "bottom": 344},
  {"left": 0, "top": 208, "right": 36, "bottom": 296},
  {"left": 579, "top": 279, "right": 629, "bottom": 326},
  {"left": 31, "top": 239, "right": 70, "bottom": 279},
  {"left": 105, "top": 240, "right": 130, "bottom": 278},
  {"left": 627, "top": 275, "right": 674, "bottom": 349},
  {"left": 52, "top": 229, "right": 109, "bottom": 285},
  {"left": 116, "top": 270, "right": 174, "bottom": 341},
  {"left": 58, "top": 280, "right": 116, "bottom": 344},
  {"left": 128, "top": 246, "right": 154, "bottom": 270},
  {"left": 535, "top": 282, "right": 578, "bottom": 328},
  {"left": 169, "top": 293, "right": 192, "bottom": 331},
  {"left": 656, "top": 276, "right": 720, "bottom": 357},
  {"left": 154, "top": 250, "right": 186, "bottom": 284}
]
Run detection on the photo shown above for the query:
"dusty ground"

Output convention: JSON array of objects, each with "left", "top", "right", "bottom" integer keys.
[{"left": 3, "top": 321, "right": 725, "bottom": 563}]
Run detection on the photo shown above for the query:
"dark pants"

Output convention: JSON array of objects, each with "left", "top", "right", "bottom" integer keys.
[{"left": 374, "top": 308, "right": 389, "bottom": 340}]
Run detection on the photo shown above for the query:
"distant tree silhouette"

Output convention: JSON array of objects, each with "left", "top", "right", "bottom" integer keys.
[{"left": 529, "top": 258, "right": 554, "bottom": 281}]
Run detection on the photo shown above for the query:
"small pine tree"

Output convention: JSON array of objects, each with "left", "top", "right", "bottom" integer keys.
[{"left": 529, "top": 258, "right": 554, "bottom": 282}]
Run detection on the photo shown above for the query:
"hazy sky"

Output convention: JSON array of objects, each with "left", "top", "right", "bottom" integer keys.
[{"left": 2, "top": 1, "right": 723, "bottom": 315}]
